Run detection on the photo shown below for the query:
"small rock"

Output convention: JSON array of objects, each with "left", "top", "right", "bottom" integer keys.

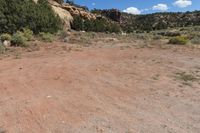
[
  {"left": 46, "top": 95, "right": 52, "bottom": 98},
  {"left": 63, "top": 37, "right": 69, "bottom": 42},
  {"left": 3, "top": 40, "right": 11, "bottom": 47}
]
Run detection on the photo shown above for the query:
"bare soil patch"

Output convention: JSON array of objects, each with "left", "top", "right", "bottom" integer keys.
[{"left": 0, "top": 38, "right": 200, "bottom": 133}]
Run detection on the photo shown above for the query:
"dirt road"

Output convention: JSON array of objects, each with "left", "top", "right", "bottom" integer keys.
[{"left": 0, "top": 43, "right": 200, "bottom": 133}]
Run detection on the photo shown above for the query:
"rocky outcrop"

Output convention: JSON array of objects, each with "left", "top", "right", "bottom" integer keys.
[
  {"left": 48, "top": 0, "right": 73, "bottom": 30},
  {"left": 61, "top": 3, "right": 96, "bottom": 20},
  {"left": 34, "top": 0, "right": 96, "bottom": 30},
  {"left": 92, "top": 9, "right": 121, "bottom": 22}
]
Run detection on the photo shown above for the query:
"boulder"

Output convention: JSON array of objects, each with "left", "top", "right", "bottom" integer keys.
[{"left": 3, "top": 40, "right": 11, "bottom": 47}]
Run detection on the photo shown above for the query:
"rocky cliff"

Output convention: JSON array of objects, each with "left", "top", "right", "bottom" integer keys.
[{"left": 34, "top": 0, "right": 96, "bottom": 30}]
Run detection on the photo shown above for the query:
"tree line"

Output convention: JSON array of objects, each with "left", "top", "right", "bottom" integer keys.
[{"left": 0, "top": 0, "right": 62, "bottom": 34}]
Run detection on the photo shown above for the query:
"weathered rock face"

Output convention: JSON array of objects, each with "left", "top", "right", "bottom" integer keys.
[
  {"left": 49, "top": 0, "right": 73, "bottom": 30},
  {"left": 92, "top": 9, "right": 121, "bottom": 22},
  {"left": 33, "top": 0, "right": 96, "bottom": 30},
  {"left": 33, "top": 0, "right": 73, "bottom": 29},
  {"left": 61, "top": 3, "right": 96, "bottom": 20},
  {"left": 101, "top": 9, "right": 121, "bottom": 22}
]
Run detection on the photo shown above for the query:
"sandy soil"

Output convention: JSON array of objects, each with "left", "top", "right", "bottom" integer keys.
[{"left": 0, "top": 41, "right": 200, "bottom": 133}]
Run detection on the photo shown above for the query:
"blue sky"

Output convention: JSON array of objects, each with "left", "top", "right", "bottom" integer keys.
[{"left": 71, "top": 0, "right": 200, "bottom": 14}]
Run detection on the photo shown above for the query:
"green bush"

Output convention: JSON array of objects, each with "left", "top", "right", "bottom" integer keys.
[
  {"left": 152, "top": 35, "right": 163, "bottom": 40},
  {"left": 39, "top": 32, "right": 54, "bottom": 42},
  {"left": 71, "top": 16, "right": 121, "bottom": 33},
  {"left": 57, "top": 30, "right": 69, "bottom": 40},
  {"left": 0, "top": 44, "right": 6, "bottom": 54},
  {"left": 11, "top": 32, "right": 27, "bottom": 47},
  {"left": 0, "top": 33, "right": 11, "bottom": 41},
  {"left": 71, "top": 16, "right": 84, "bottom": 31},
  {"left": 169, "top": 36, "right": 189, "bottom": 45},
  {"left": 107, "top": 22, "right": 121, "bottom": 33},
  {"left": 191, "top": 37, "right": 200, "bottom": 45},
  {"left": 0, "top": 0, "right": 62, "bottom": 34},
  {"left": 22, "top": 28, "right": 33, "bottom": 41}
]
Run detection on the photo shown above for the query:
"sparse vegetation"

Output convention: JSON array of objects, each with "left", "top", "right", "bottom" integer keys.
[
  {"left": 22, "top": 28, "right": 33, "bottom": 41},
  {"left": 11, "top": 32, "right": 27, "bottom": 47},
  {"left": 169, "top": 36, "right": 189, "bottom": 45},
  {"left": 152, "top": 35, "right": 163, "bottom": 40},
  {"left": 175, "top": 71, "right": 200, "bottom": 86},
  {"left": 0, "top": 44, "right": 6, "bottom": 54},
  {"left": 39, "top": 32, "right": 54, "bottom": 42},
  {"left": 152, "top": 74, "right": 160, "bottom": 80},
  {"left": 176, "top": 72, "right": 197, "bottom": 82},
  {"left": 71, "top": 16, "right": 121, "bottom": 33},
  {"left": 191, "top": 36, "right": 200, "bottom": 45},
  {"left": 14, "top": 52, "right": 22, "bottom": 59},
  {"left": 0, "top": 33, "right": 11, "bottom": 42}
]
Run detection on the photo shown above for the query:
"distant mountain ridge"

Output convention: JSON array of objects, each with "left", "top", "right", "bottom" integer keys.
[
  {"left": 121, "top": 11, "right": 200, "bottom": 32},
  {"left": 91, "top": 9, "right": 200, "bottom": 32}
]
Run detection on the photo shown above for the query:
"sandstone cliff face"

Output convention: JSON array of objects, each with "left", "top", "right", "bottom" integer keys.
[
  {"left": 34, "top": 0, "right": 96, "bottom": 30},
  {"left": 61, "top": 3, "right": 96, "bottom": 20},
  {"left": 49, "top": 0, "right": 73, "bottom": 30},
  {"left": 92, "top": 9, "right": 121, "bottom": 22}
]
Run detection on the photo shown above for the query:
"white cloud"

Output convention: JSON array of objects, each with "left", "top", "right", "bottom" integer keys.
[
  {"left": 153, "top": 4, "right": 168, "bottom": 11},
  {"left": 123, "top": 7, "right": 141, "bottom": 14},
  {"left": 173, "top": 0, "right": 192, "bottom": 8},
  {"left": 92, "top": 3, "right": 96, "bottom": 6}
]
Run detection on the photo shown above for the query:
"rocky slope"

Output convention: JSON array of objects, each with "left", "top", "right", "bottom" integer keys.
[
  {"left": 91, "top": 9, "right": 200, "bottom": 31},
  {"left": 120, "top": 11, "right": 200, "bottom": 31},
  {"left": 34, "top": 0, "right": 96, "bottom": 30}
]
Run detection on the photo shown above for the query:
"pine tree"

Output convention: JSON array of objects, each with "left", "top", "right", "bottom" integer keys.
[{"left": 0, "top": 0, "right": 62, "bottom": 34}]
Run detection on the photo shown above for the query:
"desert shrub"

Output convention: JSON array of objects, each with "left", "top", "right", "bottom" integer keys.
[
  {"left": 92, "top": 19, "right": 107, "bottom": 32},
  {"left": 152, "top": 35, "right": 163, "bottom": 40},
  {"left": 71, "top": 16, "right": 121, "bottom": 33},
  {"left": 108, "top": 23, "right": 121, "bottom": 33},
  {"left": 194, "top": 26, "right": 200, "bottom": 32},
  {"left": 157, "top": 31, "right": 181, "bottom": 37},
  {"left": 0, "top": 33, "right": 11, "bottom": 41},
  {"left": 169, "top": 36, "right": 189, "bottom": 45},
  {"left": 39, "top": 32, "right": 54, "bottom": 42},
  {"left": 164, "top": 31, "right": 181, "bottom": 37},
  {"left": 0, "top": 0, "right": 62, "bottom": 34},
  {"left": 57, "top": 30, "right": 69, "bottom": 40},
  {"left": 71, "top": 16, "right": 84, "bottom": 31},
  {"left": 135, "top": 33, "right": 149, "bottom": 40},
  {"left": 191, "top": 36, "right": 200, "bottom": 44},
  {"left": 11, "top": 31, "right": 27, "bottom": 47},
  {"left": 22, "top": 28, "right": 33, "bottom": 41},
  {"left": 0, "top": 42, "right": 6, "bottom": 54}
]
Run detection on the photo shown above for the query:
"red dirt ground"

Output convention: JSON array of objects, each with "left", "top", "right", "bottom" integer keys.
[{"left": 0, "top": 42, "right": 200, "bottom": 133}]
